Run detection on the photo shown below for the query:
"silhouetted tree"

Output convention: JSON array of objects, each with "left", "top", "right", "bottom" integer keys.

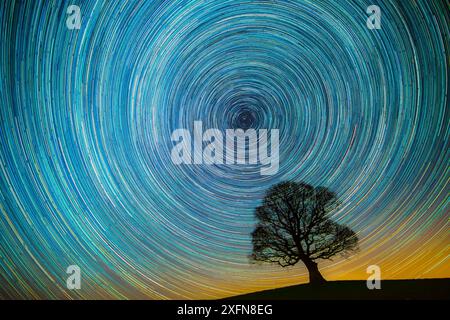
[{"left": 250, "top": 181, "right": 358, "bottom": 284}]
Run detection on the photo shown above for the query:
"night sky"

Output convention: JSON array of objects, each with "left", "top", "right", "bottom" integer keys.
[{"left": 0, "top": 0, "right": 448, "bottom": 299}]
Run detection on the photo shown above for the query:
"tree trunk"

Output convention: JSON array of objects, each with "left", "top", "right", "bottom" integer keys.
[{"left": 303, "top": 260, "right": 326, "bottom": 284}]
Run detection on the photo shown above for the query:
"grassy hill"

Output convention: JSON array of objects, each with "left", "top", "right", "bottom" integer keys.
[{"left": 226, "top": 279, "right": 450, "bottom": 300}]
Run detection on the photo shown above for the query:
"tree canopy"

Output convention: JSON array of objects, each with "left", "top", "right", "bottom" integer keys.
[{"left": 250, "top": 181, "right": 358, "bottom": 284}]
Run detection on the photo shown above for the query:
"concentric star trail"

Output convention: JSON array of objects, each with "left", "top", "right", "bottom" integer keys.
[{"left": 0, "top": 0, "right": 448, "bottom": 299}]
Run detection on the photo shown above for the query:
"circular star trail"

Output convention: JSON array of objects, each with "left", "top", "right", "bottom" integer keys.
[{"left": 0, "top": 0, "right": 448, "bottom": 299}]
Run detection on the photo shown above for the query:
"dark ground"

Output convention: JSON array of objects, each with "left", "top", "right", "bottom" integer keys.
[{"left": 226, "top": 279, "right": 450, "bottom": 300}]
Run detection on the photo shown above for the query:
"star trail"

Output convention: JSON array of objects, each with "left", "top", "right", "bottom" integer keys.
[{"left": 0, "top": 0, "right": 449, "bottom": 299}]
